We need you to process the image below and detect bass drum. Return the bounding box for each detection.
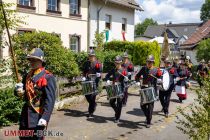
[159,69,170,91]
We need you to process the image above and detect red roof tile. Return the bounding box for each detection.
[181,20,210,46]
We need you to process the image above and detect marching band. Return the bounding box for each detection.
[79,50,209,128]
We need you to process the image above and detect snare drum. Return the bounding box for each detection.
[105,83,123,99]
[139,87,157,105]
[81,81,98,95]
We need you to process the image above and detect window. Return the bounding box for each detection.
[18,0,33,6]
[17,28,34,35]
[105,15,111,30]
[70,35,80,52]
[48,0,60,11]
[70,0,80,15]
[122,18,127,32]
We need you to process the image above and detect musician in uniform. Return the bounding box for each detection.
[159,58,176,118]
[185,56,193,74]
[175,60,190,103]
[15,48,56,140]
[122,52,134,106]
[172,56,179,69]
[105,56,128,123]
[82,49,102,118]
[196,59,209,87]
[135,55,162,128]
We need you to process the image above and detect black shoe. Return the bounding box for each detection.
[179,98,183,103]
[114,119,119,123]
[165,113,169,118]
[146,124,151,128]
[87,113,93,118]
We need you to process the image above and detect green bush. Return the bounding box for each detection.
[96,50,124,72]
[196,38,210,62]
[73,51,88,72]
[13,31,80,79]
[0,88,23,126]
[104,40,161,66]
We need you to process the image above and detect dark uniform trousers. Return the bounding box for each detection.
[141,102,154,124]
[19,125,45,140]
[85,78,99,114]
[109,97,123,120]
[159,85,173,114]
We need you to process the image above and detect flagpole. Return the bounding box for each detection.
[0,0,20,83]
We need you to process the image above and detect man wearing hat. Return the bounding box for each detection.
[121,51,134,106]
[105,55,128,123]
[159,58,176,117]
[135,55,162,128]
[172,56,179,69]
[196,59,208,87]
[175,60,190,103]
[82,49,102,118]
[15,48,56,140]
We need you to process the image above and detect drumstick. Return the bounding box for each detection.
[148,74,159,79]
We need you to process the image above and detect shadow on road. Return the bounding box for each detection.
[170,99,181,103]
[59,109,88,117]
[117,120,146,129]
[126,108,145,116]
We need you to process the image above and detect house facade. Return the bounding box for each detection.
[180,20,210,65]
[1,0,88,58]
[89,0,142,47]
[1,0,142,59]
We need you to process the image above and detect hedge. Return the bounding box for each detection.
[13,31,80,79]
[74,50,124,73]
[104,40,161,66]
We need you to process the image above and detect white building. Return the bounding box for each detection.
[89,0,143,47]
[1,0,142,58]
[2,0,88,58]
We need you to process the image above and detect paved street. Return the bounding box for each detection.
[0,87,196,140]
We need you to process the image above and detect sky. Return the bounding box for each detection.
[135,0,205,24]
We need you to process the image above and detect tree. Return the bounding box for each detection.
[200,0,210,21]
[176,78,210,140]
[135,18,158,36]
[196,38,210,62]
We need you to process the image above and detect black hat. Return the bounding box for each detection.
[27,48,44,62]
[114,55,123,63]
[88,49,96,56]
[147,55,155,62]
[123,51,129,58]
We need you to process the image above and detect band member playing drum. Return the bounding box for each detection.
[122,52,134,106]
[105,56,128,123]
[175,60,190,103]
[159,58,176,118]
[196,59,208,87]
[135,55,162,128]
[82,49,102,118]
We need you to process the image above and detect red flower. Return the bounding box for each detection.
[122,70,127,76]
[169,68,175,74]
[157,68,162,77]
[128,64,133,69]
[37,77,47,87]
[95,63,100,69]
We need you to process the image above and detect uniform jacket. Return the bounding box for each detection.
[175,68,190,86]
[17,68,56,128]
[135,66,162,91]
[122,60,134,80]
[105,67,128,90]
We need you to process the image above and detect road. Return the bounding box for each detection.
[0,87,196,140]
